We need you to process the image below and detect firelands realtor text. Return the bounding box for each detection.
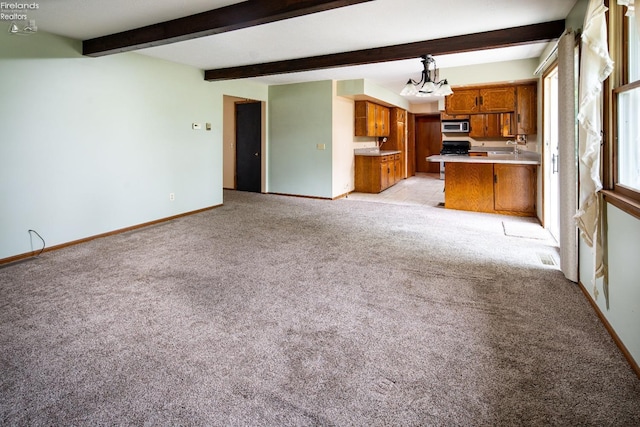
[0,2,39,21]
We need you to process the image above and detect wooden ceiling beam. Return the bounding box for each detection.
[83,0,373,57]
[204,20,566,81]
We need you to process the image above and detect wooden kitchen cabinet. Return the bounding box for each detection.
[355,153,401,193]
[494,164,536,214]
[470,113,518,138]
[515,84,537,135]
[444,89,479,115]
[445,162,495,213]
[479,87,516,112]
[440,112,470,121]
[392,153,403,183]
[355,101,390,137]
[444,162,536,216]
[385,108,406,179]
[445,86,516,115]
[443,82,540,136]
[469,114,501,138]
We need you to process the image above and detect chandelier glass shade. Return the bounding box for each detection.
[400,54,453,97]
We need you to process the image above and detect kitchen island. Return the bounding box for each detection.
[428,150,540,216]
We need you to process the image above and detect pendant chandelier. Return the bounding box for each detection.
[400,54,453,97]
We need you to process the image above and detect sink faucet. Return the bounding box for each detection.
[506,140,519,155]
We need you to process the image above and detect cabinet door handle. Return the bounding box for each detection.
[494,174,498,184]
[480,96,483,105]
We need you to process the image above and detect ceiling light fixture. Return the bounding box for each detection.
[400,54,453,97]
[8,20,37,35]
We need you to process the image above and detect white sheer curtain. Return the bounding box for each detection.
[576,0,614,278]
[558,30,578,282]
[617,0,637,18]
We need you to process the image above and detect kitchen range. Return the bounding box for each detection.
[438,140,471,179]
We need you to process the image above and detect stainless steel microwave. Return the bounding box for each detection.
[441,120,470,133]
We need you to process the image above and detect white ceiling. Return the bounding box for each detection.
[24,0,578,100]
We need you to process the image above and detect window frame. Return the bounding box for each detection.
[602,1,640,219]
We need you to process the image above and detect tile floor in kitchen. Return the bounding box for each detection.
[345,173,444,207]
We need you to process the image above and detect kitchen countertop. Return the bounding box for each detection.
[354,148,401,157]
[427,151,540,165]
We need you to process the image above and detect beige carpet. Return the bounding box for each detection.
[1,190,638,426]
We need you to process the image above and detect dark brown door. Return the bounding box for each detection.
[415,115,442,173]
[236,101,262,192]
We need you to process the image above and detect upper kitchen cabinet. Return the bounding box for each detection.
[444,89,480,115]
[355,101,390,137]
[479,87,516,113]
[445,86,515,115]
[515,83,537,135]
[469,113,501,138]
[444,82,537,135]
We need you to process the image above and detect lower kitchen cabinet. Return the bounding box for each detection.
[355,153,402,193]
[494,164,536,214]
[444,162,536,216]
[445,163,495,212]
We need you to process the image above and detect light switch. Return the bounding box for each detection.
[316,144,326,150]
[205,123,211,131]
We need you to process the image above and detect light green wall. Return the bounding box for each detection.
[268,81,333,198]
[0,31,267,260]
[580,204,640,364]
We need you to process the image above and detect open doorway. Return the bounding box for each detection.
[543,65,560,242]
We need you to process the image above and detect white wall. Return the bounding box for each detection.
[222,96,244,189]
[0,32,267,260]
[332,82,356,198]
[440,58,540,87]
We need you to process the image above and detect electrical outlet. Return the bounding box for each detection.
[192,123,202,130]
[169,193,175,201]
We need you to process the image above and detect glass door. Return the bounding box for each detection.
[543,65,560,242]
